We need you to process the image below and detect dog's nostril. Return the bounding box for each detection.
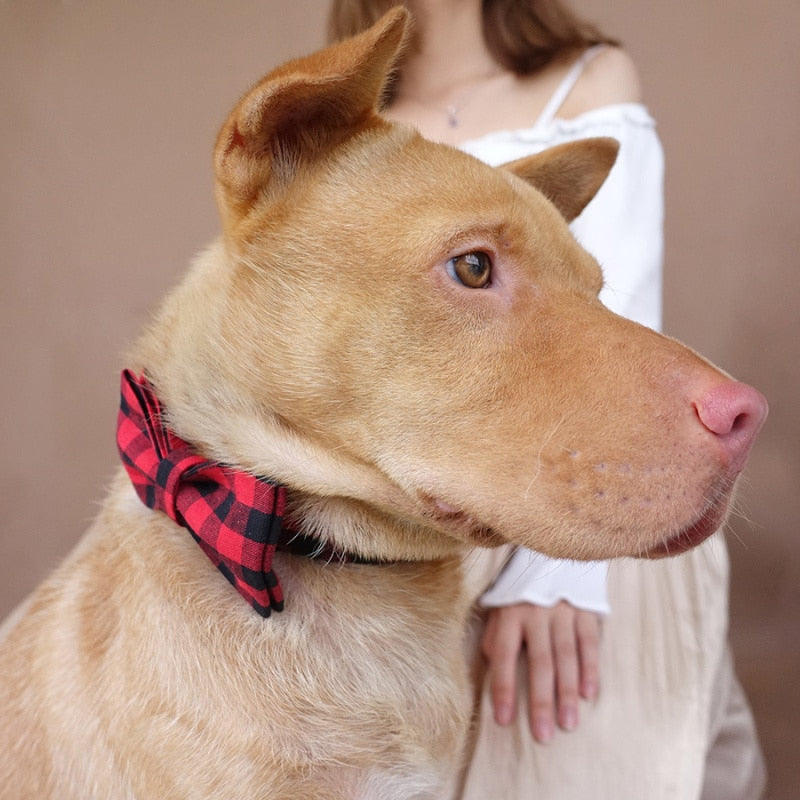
[731,412,750,433]
[694,381,768,473]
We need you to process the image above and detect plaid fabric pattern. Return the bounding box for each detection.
[116,369,286,617]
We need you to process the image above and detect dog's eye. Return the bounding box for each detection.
[446,252,492,289]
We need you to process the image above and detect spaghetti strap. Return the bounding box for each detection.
[533,45,606,128]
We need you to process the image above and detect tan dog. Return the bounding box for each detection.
[0,9,766,799]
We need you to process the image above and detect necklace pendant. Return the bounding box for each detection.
[446,105,459,128]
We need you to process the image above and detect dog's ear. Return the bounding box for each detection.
[214,7,409,232]
[502,138,620,223]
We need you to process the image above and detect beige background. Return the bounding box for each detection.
[1,2,797,797]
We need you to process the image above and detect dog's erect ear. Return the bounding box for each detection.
[502,138,620,223]
[214,7,409,231]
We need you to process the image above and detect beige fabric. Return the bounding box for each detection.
[701,645,767,800]
[455,536,766,799]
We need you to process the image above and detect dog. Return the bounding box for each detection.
[0,8,767,798]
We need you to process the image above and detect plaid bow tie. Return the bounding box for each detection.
[116,369,287,617]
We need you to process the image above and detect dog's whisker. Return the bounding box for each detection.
[524,414,570,501]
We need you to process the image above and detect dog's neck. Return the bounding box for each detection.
[117,370,416,618]
[286,492,469,564]
[117,370,465,618]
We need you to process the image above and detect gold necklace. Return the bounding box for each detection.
[442,91,474,128]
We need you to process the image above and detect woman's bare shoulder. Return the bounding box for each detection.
[559,46,643,119]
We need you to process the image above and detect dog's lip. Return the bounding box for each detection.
[643,495,731,558]
[431,498,469,518]
[428,498,481,530]
[421,495,503,545]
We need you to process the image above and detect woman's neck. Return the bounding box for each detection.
[394,0,503,102]
[385,0,583,146]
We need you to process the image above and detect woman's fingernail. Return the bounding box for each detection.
[560,708,578,731]
[533,718,554,742]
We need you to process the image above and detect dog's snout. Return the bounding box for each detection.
[693,381,768,473]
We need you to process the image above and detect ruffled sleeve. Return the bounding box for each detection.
[480,551,610,613]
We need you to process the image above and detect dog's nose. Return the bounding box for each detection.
[694,381,768,473]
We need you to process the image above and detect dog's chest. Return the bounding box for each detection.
[143,552,475,796]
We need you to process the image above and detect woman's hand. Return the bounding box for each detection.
[480,601,602,743]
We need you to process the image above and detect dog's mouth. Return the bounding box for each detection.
[422,475,736,558]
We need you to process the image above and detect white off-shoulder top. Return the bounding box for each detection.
[469,49,665,612]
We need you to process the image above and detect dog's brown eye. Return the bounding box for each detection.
[446,252,492,289]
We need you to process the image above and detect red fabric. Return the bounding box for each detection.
[116,370,286,617]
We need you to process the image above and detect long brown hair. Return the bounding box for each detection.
[327,0,617,76]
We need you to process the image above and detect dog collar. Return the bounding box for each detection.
[116,370,374,618]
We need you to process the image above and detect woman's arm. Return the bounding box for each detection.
[479,46,664,743]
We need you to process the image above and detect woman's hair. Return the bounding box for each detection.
[327,0,617,76]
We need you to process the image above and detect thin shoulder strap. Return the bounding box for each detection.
[534,45,606,128]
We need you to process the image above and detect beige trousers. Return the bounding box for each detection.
[455,536,766,799]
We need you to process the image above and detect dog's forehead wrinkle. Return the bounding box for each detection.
[320,129,505,209]
[432,221,512,257]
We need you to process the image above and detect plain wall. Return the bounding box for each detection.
[1,2,797,797]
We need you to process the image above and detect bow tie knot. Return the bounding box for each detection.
[150,447,206,525]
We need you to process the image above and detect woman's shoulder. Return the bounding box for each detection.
[558,46,643,120]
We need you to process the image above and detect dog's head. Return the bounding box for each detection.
[134,8,766,563]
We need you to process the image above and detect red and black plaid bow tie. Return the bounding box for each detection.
[116,369,287,617]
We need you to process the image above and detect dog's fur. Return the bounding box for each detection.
[0,9,766,799]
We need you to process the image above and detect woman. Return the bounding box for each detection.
[329,2,766,798]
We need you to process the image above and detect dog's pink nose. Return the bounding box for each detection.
[694,381,768,473]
